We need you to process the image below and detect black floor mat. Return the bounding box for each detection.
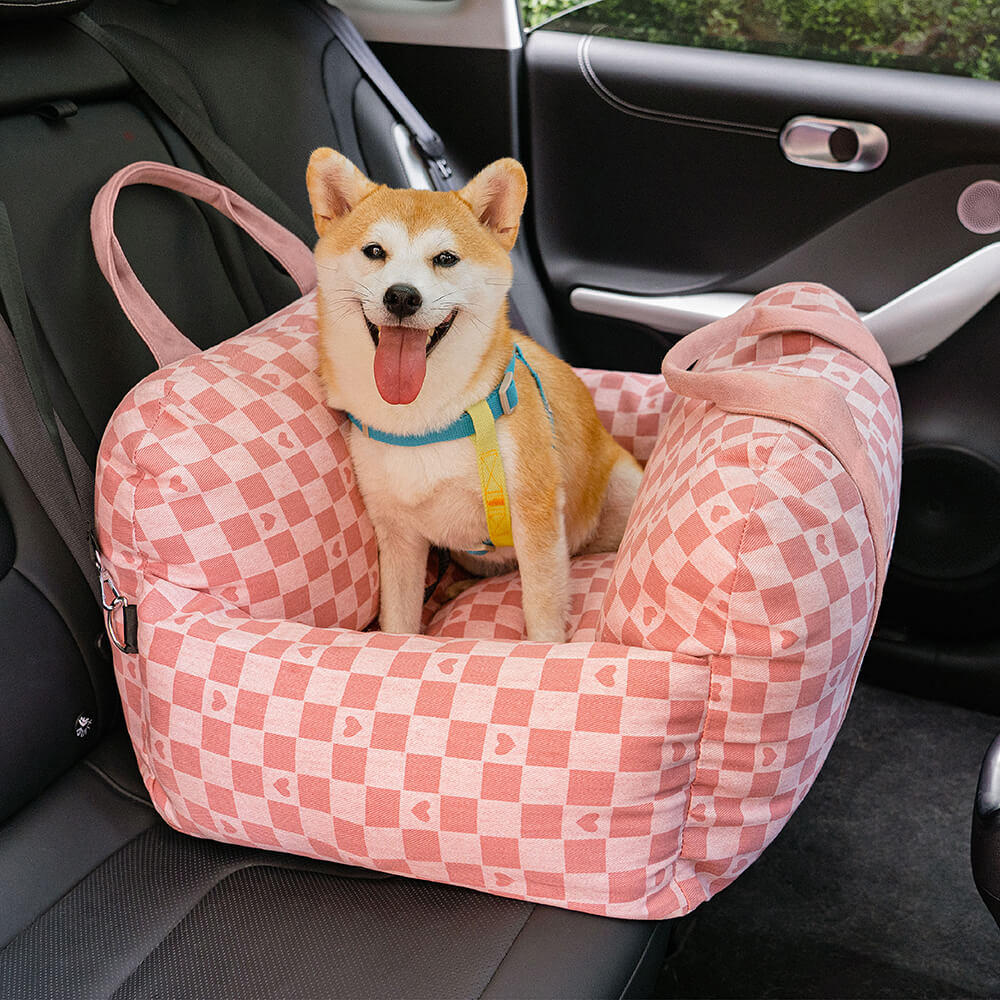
[659,680,999,998]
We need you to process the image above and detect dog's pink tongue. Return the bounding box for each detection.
[373,326,427,404]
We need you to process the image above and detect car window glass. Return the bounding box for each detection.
[522,0,1000,81]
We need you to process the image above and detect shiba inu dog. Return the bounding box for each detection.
[306,148,643,642]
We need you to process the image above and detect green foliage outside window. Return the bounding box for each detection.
[521,0,1000,81]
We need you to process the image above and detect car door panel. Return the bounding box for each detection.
[525,31,1000,314]
[523,23,1000,658]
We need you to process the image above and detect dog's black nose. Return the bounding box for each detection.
[383,283,422,319]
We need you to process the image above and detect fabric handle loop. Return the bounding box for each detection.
[661,303,893,638]
[91,161,317,367]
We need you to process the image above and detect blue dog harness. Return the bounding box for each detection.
[346,344,553,554]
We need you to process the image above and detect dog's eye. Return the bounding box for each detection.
[433,250,460,268]
[362,243,386,261]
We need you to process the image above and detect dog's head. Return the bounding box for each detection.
[306,148,527,417]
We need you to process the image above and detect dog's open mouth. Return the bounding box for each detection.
[365,308,459,405]
[364,309,458,358]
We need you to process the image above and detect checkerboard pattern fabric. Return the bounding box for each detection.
[95,281,901,920]
[96,290,378,633]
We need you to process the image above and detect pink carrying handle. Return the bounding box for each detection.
[92,161,317,367]
[661,301,897,645]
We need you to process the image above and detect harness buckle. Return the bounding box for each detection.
[499,371,516,415]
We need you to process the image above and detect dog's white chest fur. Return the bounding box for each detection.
[348,430,497,552]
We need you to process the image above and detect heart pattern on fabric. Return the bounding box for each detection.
[92,280,901,921]
[595,664,616,687]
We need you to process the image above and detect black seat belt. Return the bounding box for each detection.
[0,202,140,650]
[301,2,543,341]
[69,12,316,247]
[73,6,455,198]
[0,202,100,604]
[300,1,455,191]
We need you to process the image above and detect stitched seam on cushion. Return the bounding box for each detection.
[103,855,381,996]
[127,396,167,592]
[476,903,540,998]
[82,758,156,810]
[674,462,768,910]
[720,428,781,656]
[674,659,712,911]
[122,387,172,776]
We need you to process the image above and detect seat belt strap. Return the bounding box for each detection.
[69,12,315,247]
[303,1,454,191]
[0,203,68,476]
[0,205,99,601]
[304,3,544,339]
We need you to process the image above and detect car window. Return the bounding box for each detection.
[522,0,1000,81]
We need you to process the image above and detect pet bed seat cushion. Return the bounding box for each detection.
[93,164,902,921]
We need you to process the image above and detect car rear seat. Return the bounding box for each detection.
[0,0,669,995]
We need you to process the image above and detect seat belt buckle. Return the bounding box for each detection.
[432,156,453,181]
[415,132,453,184]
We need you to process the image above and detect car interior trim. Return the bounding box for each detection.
[577,34,780,140]
[391,121,434,189]
[572,239,1000,365]
[334,0,523,52]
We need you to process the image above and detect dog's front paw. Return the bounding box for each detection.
[525,618,568,644]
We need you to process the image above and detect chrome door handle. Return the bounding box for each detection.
[780,116,889,172]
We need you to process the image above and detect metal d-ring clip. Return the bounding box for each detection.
[91,538,138,654]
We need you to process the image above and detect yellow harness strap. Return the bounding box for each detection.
[466,398,514,548]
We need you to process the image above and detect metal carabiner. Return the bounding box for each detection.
[104,593,133,654]
[91,536,138,654]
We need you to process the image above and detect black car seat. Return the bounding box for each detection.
[0,0,669,995]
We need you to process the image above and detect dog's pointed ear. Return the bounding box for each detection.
[458,158,527,252]
[306,148,377,237]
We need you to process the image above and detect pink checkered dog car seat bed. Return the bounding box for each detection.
[93,163,902,920]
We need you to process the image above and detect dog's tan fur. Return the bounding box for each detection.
[307,148,641,641]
